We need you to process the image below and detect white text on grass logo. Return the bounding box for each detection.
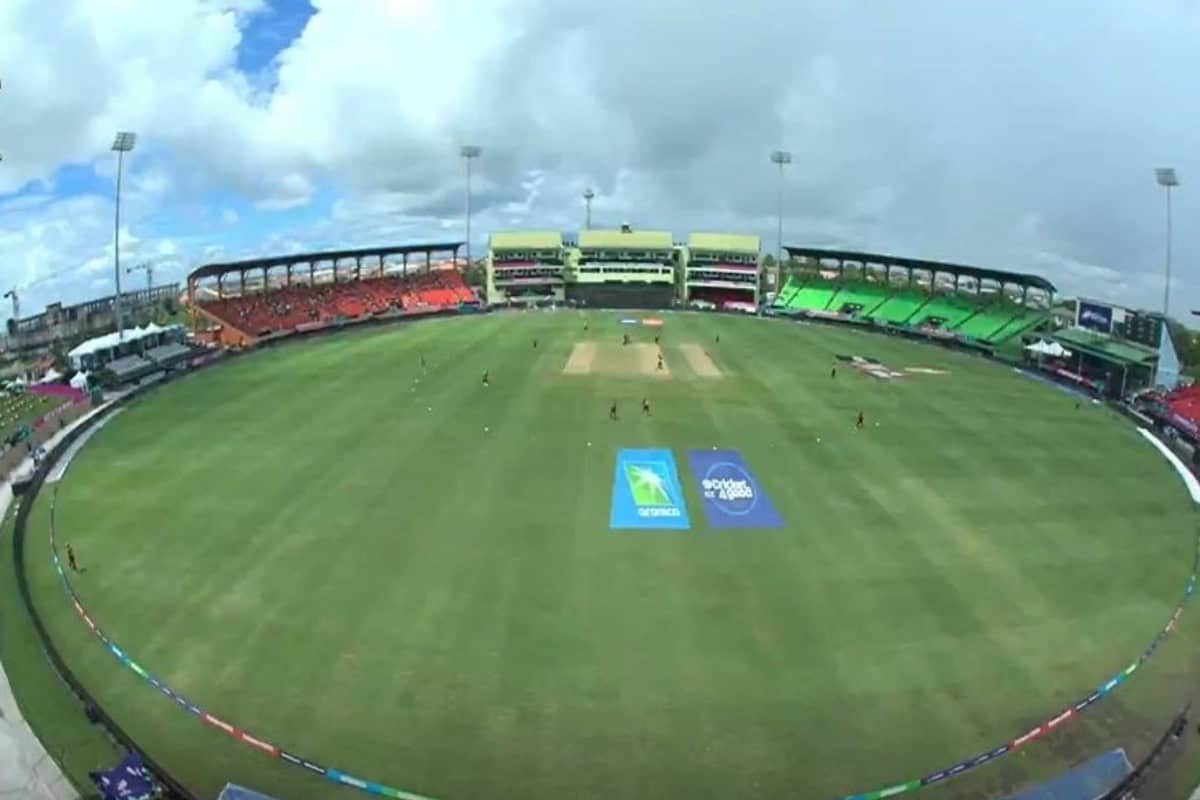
[624,462,680,517]
[610,449,691,530]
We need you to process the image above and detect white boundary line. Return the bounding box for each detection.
[1138,428,1200,504]
[46,408,125,484]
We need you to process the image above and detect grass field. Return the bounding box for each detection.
[15,310,1200,800]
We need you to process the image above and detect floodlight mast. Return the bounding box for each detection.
[127,261,153,290]
[460,145,482,269]
[770,150,792,271]
[3,289,16,349]
[583,188,595,230]
[1155,168,1180,319]
[112,131,137,340]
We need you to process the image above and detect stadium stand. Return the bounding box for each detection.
[1163,384,1200,427]
[687,288,758,311]
[775,277,838,312]
[984,306,1048,343]
[487,231,566,305]
[106,355,156,381]
[188,243,469,346]
[868,288,929,324]
[199,271,474,336]
[684,233,760,310]
[953,300,1013,339]
[567,228,677,309]
[826,281,890,317]
[145,342,194,365]
[777,247,1055,346]
[774,280,800,308]
[774,273,1049,344]
[911,293,981,329]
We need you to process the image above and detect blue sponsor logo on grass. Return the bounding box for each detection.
[687,450,783,529]
[610,449,690,529]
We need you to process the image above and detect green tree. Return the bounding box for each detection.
[1166,319,1200,372]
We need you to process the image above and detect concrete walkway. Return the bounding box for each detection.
[0,402,117,800]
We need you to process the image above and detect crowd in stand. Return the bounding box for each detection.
[1163,384,1200,427]
[201,271,475,335]
[688,287,757,312]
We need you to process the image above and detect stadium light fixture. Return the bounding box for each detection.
[769,150,792,268]
[583,188,595,230]
[127,261,154,291]
[460,145,482,268]
[1155,168,1180,318]
[112,131,137,341]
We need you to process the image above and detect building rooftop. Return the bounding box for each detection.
[1053,327,1159,366]
[687,233,760,254]
[489,231,564,251]
[578,229,673,251]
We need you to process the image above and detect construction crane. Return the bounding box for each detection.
[4,288,18,349]
[127,261,154,290]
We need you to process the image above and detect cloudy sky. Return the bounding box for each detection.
[0,0,1197,320]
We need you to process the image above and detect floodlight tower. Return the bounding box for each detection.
[112,131,137,340]
[3,288,17,321]
[1155,168,1180,318]
[769,149,792,271]
[4,289,18,349]
[583,188,595,230]
[460,145,482,268]
[127,261,154,290]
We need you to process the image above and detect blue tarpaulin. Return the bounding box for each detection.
[89,752,156,800]
[1005,749,1131,800]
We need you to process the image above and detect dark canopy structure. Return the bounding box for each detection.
[1049,326,1159,397]
[784,246,1057,294]
[188,242,464,299]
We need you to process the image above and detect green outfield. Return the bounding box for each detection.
[15,311,1200,799]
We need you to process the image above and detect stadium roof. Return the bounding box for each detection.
[490,231,563,250]
[579,229,673,251]
[784,246,1057,292]
[67,322,180,359]
[188,242,463,281]
[1052,327,1159,367]
[688,233,760,254]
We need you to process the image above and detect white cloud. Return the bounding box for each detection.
[0,0,1198,321]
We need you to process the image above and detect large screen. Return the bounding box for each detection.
[1077,301,1114,333]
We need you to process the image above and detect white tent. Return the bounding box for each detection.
[1025,339,1072,358]
[36,367,62,384]
[67,323,183,371]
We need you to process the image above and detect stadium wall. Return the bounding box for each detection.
[564,283,675,309]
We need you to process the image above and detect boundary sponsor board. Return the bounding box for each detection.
[687,450,783,528]
[610,448,690,529]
